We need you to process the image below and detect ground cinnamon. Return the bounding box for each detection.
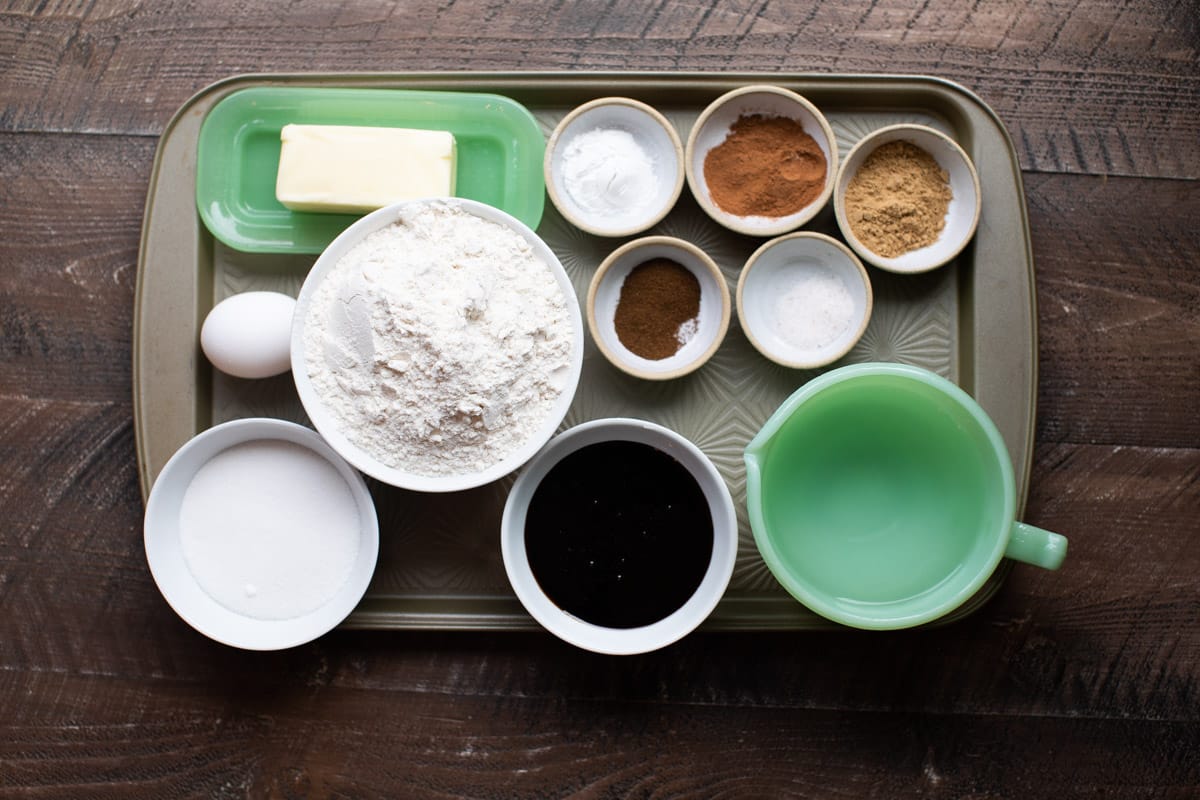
[703,114,827,218]
[844,140,952,258]
[614,258,701,360]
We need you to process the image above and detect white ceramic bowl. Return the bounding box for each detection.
[501,418,737,655]
[737,232,873,369]
[685,85,838,237]
[545,97,684,237]
[292,198,585,493]
[587,236,730,380]
[834,123,982,273]
[143,418,379,650]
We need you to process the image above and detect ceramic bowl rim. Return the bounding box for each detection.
[684,84,838,237]
[143,417,380,650]
[290,197,585,492]
[501,418,738,655]
[833,123,982,274]
[736,231,873,369]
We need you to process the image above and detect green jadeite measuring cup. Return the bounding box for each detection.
[744,362,1067,630]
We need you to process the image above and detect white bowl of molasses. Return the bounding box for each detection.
[500,418,738,655]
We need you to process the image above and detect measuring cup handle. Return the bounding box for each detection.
[1005,521,1068,570]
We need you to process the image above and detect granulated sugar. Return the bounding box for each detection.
[180,440,361,620]
[304,201,574,476]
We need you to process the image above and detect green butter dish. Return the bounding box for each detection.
[196,86,545,253]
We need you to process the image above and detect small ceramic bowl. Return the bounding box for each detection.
[834,124,982,273]
[587,235,731,380]
[292,198,584,493]
[143,418,379,650]
[545,97,685,237]
[685,85,838,237]
[737,232,873,369]
[501,418,738,655]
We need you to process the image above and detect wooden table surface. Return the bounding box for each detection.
[2,1,1197,797]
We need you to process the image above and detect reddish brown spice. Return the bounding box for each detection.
[613,258,701,360]
[703,114,827,218]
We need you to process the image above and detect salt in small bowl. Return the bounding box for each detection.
[545,97,684,237]
[685,85,838,237]
[737,232,873,369]
[834,123,982,274]
[587,235,731,381]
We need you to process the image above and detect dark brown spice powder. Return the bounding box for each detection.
[613,258,701,360]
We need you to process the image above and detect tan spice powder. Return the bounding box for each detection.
[844,141,952,258]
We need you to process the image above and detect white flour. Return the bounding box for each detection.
[180,440,361,620]
[304,201,574,476]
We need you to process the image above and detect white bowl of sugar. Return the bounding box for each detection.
[737,232,873,369]
[143,418,379,650]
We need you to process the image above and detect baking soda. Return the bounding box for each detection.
[179,440,361,620]
[560,128,657,223]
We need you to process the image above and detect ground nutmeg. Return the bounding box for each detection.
[613,258,701,360]
[703,114,827,218]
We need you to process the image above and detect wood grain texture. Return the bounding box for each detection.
[2,0,1200,795]
[0,0,1197,177]
[3,670,1198,798]
[1028,172,1200,449]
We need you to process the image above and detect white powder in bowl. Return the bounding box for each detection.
[772,266,855,350]
[560,127,657,221]
[303,201,574,477]
[180,440,361,620]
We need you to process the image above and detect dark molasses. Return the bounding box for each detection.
[524,440,713,629]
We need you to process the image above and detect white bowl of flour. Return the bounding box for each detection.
[292,198,584,492]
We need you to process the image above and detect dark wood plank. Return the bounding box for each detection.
[0,0,1197,178]
[1,2,1198,794]
[1029,172,1200,449]
[0,132,148,404]
[0,132,149,300]
[2,671,1198,798]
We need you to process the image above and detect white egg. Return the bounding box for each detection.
[200,291,297,379]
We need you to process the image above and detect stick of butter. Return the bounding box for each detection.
[275,124,457,214]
